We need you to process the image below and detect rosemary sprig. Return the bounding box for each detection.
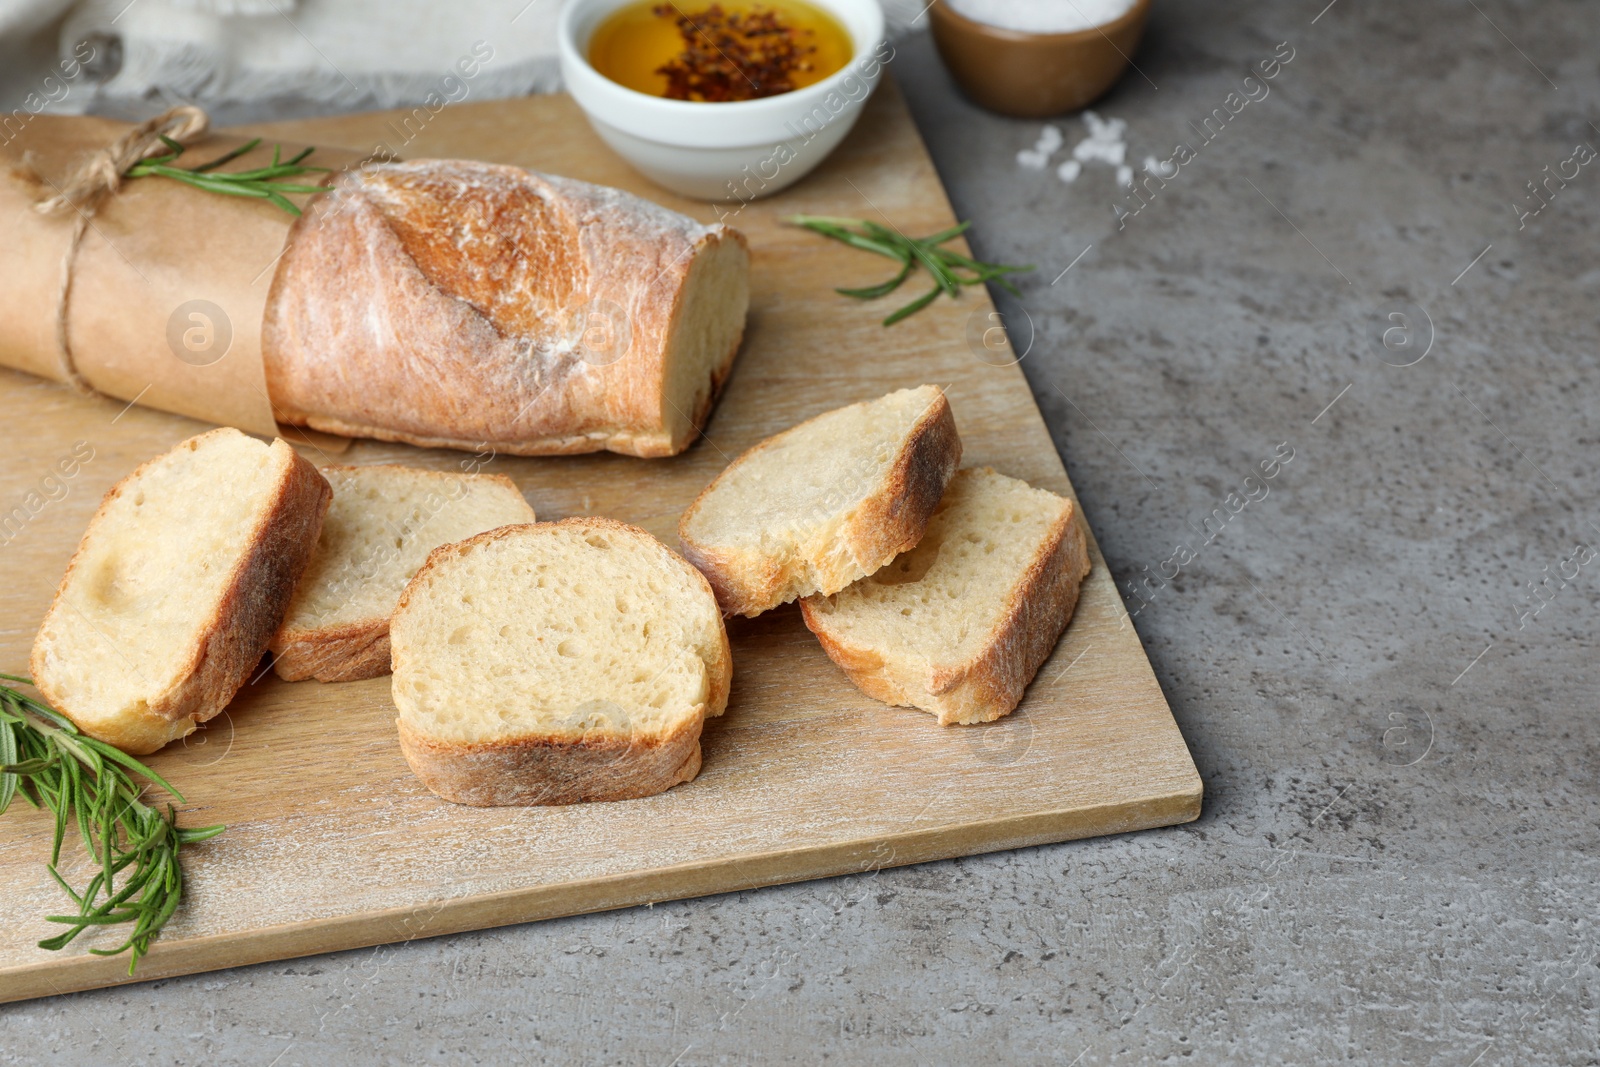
[0,673,223,974]
[788,215,1034,326]
[124,136,330,216]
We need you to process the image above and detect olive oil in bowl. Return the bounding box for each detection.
[589,1,854,102]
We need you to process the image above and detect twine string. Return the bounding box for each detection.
[34,104,210,217]
[29,106,209,394]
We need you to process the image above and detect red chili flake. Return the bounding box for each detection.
[653,4,818,102]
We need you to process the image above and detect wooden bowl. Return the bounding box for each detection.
[928,0,1151,118]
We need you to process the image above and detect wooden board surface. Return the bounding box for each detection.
[0,81,1199,1004]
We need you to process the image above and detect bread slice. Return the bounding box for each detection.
[390,518,731,806]
[269,465,536,683]
[677,385,961,617]
[30,428,331,754]
[799,467,1090,725]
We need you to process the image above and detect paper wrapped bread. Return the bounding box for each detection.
[0,114,750,458]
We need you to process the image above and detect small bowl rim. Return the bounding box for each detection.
[558,0,887,119]
[929,0,1150,45]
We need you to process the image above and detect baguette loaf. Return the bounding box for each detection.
[265,160,749,458]
[799,467,1090,725]
[677,385,961,617]
[391,518,731,806]
[269,465,536,683]
[30,428,331,753]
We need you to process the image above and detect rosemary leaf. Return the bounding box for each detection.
[79,735,183,798]
[788,215,1033,326]
[826,228,909,263]
[264,190,300,216]
[908,241,960,297]
[788,216,909,262]
[189,137,260,174]
[933,248,1023,273]
[883,285,943,326]
[214,165,330,183]
[837,261,914,300]
[0,678,222,974]
[0,717,16,814]
[178,824,227,844]
[124,139,330,217]
[920,220,973,245]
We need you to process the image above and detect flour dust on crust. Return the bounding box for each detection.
[263,159,750,459]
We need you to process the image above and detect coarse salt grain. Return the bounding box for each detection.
[1015,110,1138,188]
[1016,124,1066,171]
[1073,138,1126,166]
[1143,154,1177,179]
[1084,112,1126,142]
[948,0,1138,34]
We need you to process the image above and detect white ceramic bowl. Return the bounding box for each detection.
[558,0,887,202]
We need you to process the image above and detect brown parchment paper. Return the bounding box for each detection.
[0,115,366,441]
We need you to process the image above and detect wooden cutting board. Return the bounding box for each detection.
[0,81,1199,1003]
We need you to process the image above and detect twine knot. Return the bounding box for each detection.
[34,104,210,217]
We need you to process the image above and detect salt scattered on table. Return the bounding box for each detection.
[1073,111,1127,164]
[1075,137,1126,166]
[1015,123,1065,170]
[1083,111,1126,143]
[1143,154,1177,179]
[1017,110,1140,187]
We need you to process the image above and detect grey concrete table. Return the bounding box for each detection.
[3,1,1597,1062]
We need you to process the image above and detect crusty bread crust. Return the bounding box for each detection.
[800,487,1091,725]
[397,716,705,807]
[270,619,391,684]
[30,431,331,754]
[391,518,732,806]
[268,465,534,683]
[263,161,749,458]
[678,389,962,617]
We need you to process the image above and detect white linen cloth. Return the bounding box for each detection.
[1,0,931,114]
